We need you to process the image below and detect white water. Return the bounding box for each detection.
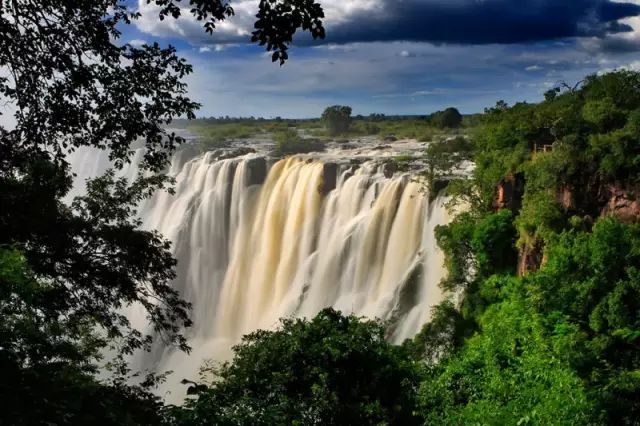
[69,142,453,400]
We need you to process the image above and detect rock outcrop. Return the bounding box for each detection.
[601,185,640,223]
[517,241,544,277]
[320,162,338,195]
[246,157,267,186]
[493,173,525,211]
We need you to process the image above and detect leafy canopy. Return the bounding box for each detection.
[321,105,353,136]
[168,309,422,426]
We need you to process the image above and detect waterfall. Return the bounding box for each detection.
[68,145,452,400]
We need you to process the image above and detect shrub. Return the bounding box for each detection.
[273,129,324,155]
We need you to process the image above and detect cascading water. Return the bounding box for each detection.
[68,139,454,401]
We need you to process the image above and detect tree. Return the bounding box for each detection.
[418,294,596,425]
[0,0,326,422]
[421,135,473,192]
[322,105,353,135]
[168,309,421,425]
[429,107,463,128]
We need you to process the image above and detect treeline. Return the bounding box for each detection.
[174,110,475,128]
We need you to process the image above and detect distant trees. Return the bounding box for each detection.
[428,107,463,128]
[322,105,353,135]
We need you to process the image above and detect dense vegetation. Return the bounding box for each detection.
[417,71,640,424]
[167,309,421,425]
[427,107,463,129]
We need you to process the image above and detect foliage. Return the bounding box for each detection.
[321,105,353,136]
[421,135,473,192]
[168,309,421,425]
[418,294,597,425]
[190,122,260,148]
[426,71,640,425]
[273,129,324,155]
[404,300,473,362]
[471,209,518,276]
[428,107,463,129]
[527,218,640,422]
[0,248,169,425]
[435,212,477,292]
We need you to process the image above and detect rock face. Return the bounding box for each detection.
[210,147,257,161]
[246,157,267,186]
[493,173,525,211]
[319,162,338,195]
[430,179,450,201]
[382,161,397,178]
[601,186,640,223]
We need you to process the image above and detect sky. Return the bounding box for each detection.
[120,0,640,118]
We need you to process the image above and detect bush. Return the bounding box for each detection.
[170,309,421,425]
[321,105,352,136]
[429,107,463,129]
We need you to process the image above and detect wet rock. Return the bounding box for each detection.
[384,134,398,142]
[246,157,267,186]
[429,179,449,201]
[319,162,338,195]
[372,144,391,151]
[383,161,397,178]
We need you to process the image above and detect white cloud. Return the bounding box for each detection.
[526,65,542,71]
[199,44,230,53]
[411,90,437,96]
[128,39,147,47]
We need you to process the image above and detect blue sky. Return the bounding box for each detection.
[121,0,640,118]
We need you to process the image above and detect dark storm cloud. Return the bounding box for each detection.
[324,0,640,45]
